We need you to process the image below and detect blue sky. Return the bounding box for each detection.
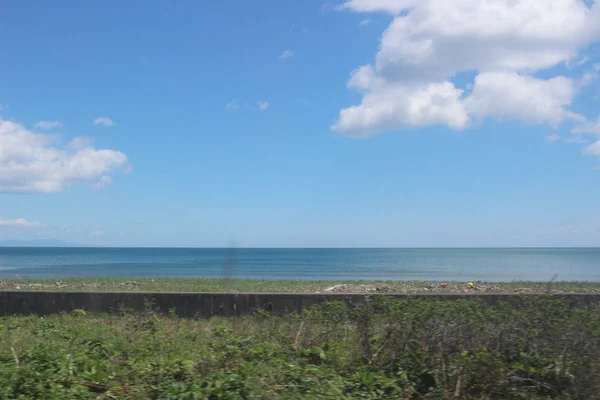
[1,0,600,247]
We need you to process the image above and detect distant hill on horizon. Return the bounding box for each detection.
[0,239,87,247]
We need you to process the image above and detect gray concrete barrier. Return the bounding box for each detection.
[1,291,599,318]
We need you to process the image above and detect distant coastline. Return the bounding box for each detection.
[0,239,87,247]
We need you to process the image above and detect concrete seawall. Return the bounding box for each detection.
[1,291,599,317]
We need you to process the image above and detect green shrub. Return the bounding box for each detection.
[0,297,598,399]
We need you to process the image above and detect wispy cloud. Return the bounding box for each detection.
[359,19,370,26]
[90,229,105,237]
[536,224,599,235]
[68,136,95,150]
[579,63,600,88]
[584,140,600,157]
[565,136,589,144]
[0,218,45,228]
[34,120,63,129]
[93,117,116,127]
[92,176,113,190]
[572,116,600,136]
[225,101,240,111]
[279,50,293,60]
[258,101,270,111]
[566,111,586,123]
[545,133,560,143]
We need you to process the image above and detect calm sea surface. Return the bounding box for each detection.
[0,247,599,281]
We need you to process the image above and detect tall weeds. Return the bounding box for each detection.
[0,297,599,399]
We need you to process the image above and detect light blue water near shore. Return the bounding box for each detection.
[0,247,599,281]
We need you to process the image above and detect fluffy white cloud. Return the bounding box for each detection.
[279,50,293,60]
[334,0,600,136]
[34,121,63,129]
[258,101,270,111]
[0,218,44,228]
[465,73,576,127]
[0,118,128,193]
[359,19,371,26]
[545,133,561,143]
[332,81,469,136]
[93,117,115,127]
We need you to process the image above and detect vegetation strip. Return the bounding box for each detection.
[1,296,599,399]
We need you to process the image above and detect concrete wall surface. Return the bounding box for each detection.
[1,291,599,318]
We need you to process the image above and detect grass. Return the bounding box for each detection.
[1,297,599,399]
[1,277,600,294]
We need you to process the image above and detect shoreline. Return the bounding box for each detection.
[1,277,599,294]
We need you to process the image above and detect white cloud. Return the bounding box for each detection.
[566,111,587,123]
[577,63,600,90]
[359,19,371,26]
[93,117,116,127]
[340,0,411,14]
[334,0,600,136]
[465,73,576,127]
[34,121,63,129]
[0,117,128,193]
[258,101,270,111]
[225,101,240,111]
[572,116,600,135]
[67,136,95,150]
[545,133,561,143]
[92,176,113,190]
[279,50,293,59]
[90,229,105,237]
[584,140,600,156]
[565,136,589,144]
[571,112,600,157]
[332,81,469,136]
[0,218,44,228]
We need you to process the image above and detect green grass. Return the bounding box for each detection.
[1,277,600,294]
[1,297,599,399]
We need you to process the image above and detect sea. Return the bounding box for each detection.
[0,247,599,281]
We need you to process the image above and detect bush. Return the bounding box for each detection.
[0,297,598,399]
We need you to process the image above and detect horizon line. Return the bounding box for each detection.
[1,245,599,249]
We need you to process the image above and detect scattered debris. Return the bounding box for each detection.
[323,284,347,292]
[424,282,506,293]
[320,282,600,294]
[123,281,142,287]
[514,288,532,294]
[322,284,392,293]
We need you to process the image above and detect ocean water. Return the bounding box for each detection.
[0,247,599,281]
